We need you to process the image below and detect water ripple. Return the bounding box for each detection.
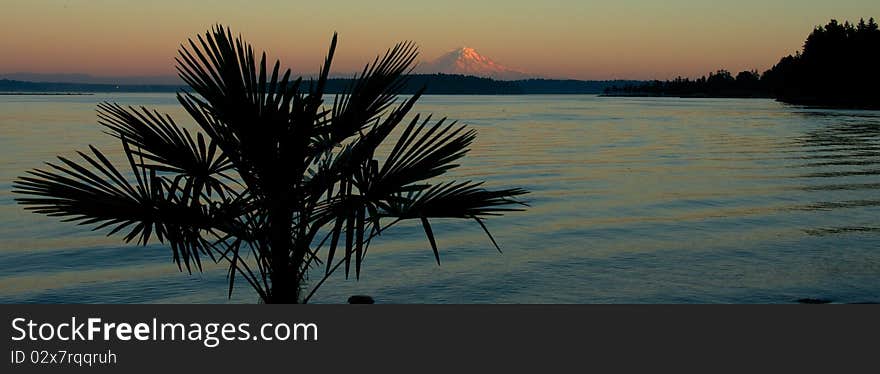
[1,94,879,303]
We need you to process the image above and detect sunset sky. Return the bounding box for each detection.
[2,0,878,80]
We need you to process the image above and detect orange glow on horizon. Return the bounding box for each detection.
[2,0,878,80]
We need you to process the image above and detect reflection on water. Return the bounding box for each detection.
[0,94,878,303]
[786,117,880,241]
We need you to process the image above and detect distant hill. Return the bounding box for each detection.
[516,79,638,94]
[1,74,639,95]
[0,72,182,85]
[328,74,525,94]
[0,79,186,93]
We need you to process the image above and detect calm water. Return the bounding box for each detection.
[1,94,878,303]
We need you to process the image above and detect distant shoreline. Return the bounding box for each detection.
[600,92,773,99]
[0,76,639,95]
[0,92,94,96]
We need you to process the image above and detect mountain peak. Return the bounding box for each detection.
[456,46,477,55]
[416,47,531,80]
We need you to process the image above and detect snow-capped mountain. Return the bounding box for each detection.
[415,47,532,80]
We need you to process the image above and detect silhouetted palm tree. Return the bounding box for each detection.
[13,26,527,304]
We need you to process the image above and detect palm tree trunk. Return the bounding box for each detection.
[267,206,300,304]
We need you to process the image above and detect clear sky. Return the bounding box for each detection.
[2,0,878,80]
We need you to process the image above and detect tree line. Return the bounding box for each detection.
[604,69,767,98]
[605,18,880,108]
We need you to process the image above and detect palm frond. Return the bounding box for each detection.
[12,144,214,272]
[384,181,527,268]
[176,25,306,194]
[311,40,419,155]
[97,103,232,194]
[369,114,474,197]
[386,180,528,219]
[303,90,425,198]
